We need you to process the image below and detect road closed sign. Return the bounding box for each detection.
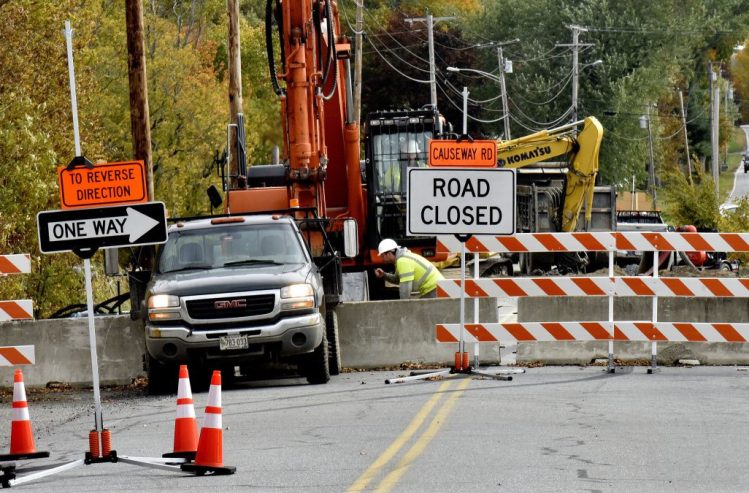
[407,167,516,236]
[58,160,147,209]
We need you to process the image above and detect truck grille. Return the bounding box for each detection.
[186,294,276,320]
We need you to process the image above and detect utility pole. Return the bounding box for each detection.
[678,90,692,183]
[125,0,153,202]
[558,25,593,123]
[497,46,511,140]
[125,0,154,272]
[353,0,363,124]
[645,104,656,208]
[405,12,455,114]
[227,0,244,187]
[712,84,720,195]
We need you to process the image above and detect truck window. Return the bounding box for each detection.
[157,223,307,273]
[372,131,430,196]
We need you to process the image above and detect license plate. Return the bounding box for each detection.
[219,334,248,351]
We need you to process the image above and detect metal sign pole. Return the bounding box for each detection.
[84,259,103,432]
[64,19,103,433]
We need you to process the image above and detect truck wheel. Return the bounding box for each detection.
[146,354,178,395]
[326,311,342,376]
[301,332,330,384]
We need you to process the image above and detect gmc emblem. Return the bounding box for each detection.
[214,299,247,309]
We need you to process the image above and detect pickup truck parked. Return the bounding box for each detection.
[144,214,342,393]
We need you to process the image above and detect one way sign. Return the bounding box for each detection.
[37,202,167,254]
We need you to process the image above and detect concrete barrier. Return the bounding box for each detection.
[517,297,749,364]
[337,298,499,368]
[0,316,144,387]
[2,296,748,387]
[0,298,498,386]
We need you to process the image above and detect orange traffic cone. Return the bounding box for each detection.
[163,365,198,460]
[0,369,49,461]
[181,371,235,475]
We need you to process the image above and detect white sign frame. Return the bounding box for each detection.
[407,167,516,236]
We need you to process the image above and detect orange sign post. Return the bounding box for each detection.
[428,139,497,168]
[58,161,147,209]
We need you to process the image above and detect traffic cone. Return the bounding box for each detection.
[163,365,198,460]
[181,371,235,475]
[0,369,49,461]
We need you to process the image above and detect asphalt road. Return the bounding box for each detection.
[3,366,749,492]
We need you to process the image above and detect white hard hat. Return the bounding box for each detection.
[377,238,399,256]
[400,139,420,154]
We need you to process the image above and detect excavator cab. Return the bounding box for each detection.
[364,108,438,251]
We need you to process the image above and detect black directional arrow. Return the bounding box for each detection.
[37,202,168,254]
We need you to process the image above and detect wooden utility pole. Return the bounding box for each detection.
[125,0,153,201]
[227,0,244,187]
[678,90,692,183]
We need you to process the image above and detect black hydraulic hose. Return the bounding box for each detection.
[266,0,284,96]
[321,0,338,101]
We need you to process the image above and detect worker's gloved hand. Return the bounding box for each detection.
[374,268,385,279]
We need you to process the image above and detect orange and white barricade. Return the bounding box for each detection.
[436,231,749,373]
[0,254,33,321]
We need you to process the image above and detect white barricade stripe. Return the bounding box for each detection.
[0,254,31,275]
[437,277,612,298]
[438,322,749,343]
[437,233,614,254]
[613,322,749,342]
[0,300,33,321]
[436,322,613,342]
[438,232,749,253]
[0,345,35,365]
[440,277,749,299]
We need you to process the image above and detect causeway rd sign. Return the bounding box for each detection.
[58,160,147,209]
[37,202,167,254]
[407,167,516,236]
[428,139,497,167]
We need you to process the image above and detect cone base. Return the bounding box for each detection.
[163,450,196,460]
[0,450,49,461]
[181,462,236,475]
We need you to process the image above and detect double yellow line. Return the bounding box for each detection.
[347,378,471,493]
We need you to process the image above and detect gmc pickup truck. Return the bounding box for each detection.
[144,214,341,393]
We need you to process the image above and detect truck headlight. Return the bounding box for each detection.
[147,294,181,321]
[280,284,314,299]
[280,284,315,310]
[148,294,180,309]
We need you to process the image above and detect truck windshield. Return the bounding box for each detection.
[371,131,431,196]
[157,223,307,273]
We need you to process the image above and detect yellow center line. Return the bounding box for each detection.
[373,378,471,493]
[347,380,455,493]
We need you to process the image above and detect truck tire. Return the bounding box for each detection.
[146,354,178,395]
[326,311,342,376]
[301,332,330,384]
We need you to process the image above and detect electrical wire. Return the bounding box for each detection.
[364,35,431,84]
[436,81,509,124]
[510,74,573,106]
[508,96,573,127]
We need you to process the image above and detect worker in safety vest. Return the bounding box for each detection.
[380,138,423,195]
[374,239,444,299]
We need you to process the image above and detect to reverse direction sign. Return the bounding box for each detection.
[407,167,516,236]
[37,202,167,254]
[58,160,147,209]
[428,139,497,167]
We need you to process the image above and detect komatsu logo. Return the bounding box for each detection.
[504,146,552,165]
[214,299,247,309]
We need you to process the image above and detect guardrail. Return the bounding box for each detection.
[435,232,748,372]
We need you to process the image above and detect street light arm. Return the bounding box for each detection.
[445,66,501,83]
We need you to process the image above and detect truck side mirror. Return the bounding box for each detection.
[207,185,223,210]
[343,219,358,258]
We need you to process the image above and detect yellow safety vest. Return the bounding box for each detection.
[395,250,444,296]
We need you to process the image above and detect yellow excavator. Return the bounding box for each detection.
[494,116,612,275]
